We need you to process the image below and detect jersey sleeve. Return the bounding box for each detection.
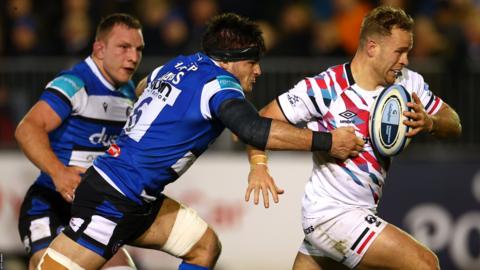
[40,74,86,120]
[401,69,443,115]
[277,78,325,124]
[201,75,245,120]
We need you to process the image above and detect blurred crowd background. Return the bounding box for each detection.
[0,2,479,269]
[2,0,480,58]
[0,0,479,150]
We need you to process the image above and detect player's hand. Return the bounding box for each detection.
[245,164,284,208]
[403,92,434,137]
[51,166,86,203]
[329,127,364,160]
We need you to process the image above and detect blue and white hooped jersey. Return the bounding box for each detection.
[93,53,245,204]
[277,63,444,216]
[36,57,136,190]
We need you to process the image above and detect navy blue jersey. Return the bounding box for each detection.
[36,57,136,190]
[93,53,245,204]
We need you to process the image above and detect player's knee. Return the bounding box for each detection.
[424,251,440,270]
[184,228,222,265]
[203,228,221,262]
[102,247,136,270]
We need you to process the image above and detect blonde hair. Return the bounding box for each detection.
[359,6,414,48]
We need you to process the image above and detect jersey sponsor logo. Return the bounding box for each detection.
[339,110,356,119]
[364,214,382,227]
[303,225,315,235]
[364,214,377,224]
[107,144,121,158]
[148,80,177,102]
[69,150,103,168]
[89,127,118,146]
[287,93,300,105]
[217,75,242,91]
[47,74,84,98]
[126,81,181,142]
[339,110,357,124]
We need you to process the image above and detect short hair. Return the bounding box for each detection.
[95,13,142,41]
[359,6,414,48]
[201,13,266,61]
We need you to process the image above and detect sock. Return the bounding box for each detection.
[178,261,210,270]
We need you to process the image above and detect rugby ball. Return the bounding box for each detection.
[369,84,412,156]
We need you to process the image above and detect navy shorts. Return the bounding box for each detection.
[63,167,164,259]
[18,183,71,255]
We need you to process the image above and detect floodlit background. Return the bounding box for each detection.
[0,0,479,269]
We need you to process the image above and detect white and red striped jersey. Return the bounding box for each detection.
[277,63,443,217]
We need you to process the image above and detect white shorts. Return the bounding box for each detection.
[299,207,387,268]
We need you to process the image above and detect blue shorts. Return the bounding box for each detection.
[63,167,164,259]
[18,183,71,255]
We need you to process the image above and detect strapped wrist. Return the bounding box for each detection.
[311,132,332,152]
[249,154,268,166]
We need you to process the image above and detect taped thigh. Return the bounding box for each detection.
[162,204,208,257]
[37,248,85,270]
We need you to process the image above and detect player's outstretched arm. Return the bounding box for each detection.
[15,101,85,202]
[219,98,363,153]
[259,100,364,159]
[403,93,462,138]
[245,146,284,208]
[239,99,363,207]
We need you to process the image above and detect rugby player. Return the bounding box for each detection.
[16,13,144,270]
[34,13,363,270]
[246,6,461,270]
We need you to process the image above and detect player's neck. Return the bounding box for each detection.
[350,55,379,91]
[91,55,117,88]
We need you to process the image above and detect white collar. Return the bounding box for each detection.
[85,56,116,91]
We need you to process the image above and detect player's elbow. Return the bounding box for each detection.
[234,118,271,150]
[441,119,462,139]
[14,118,36,146]
[14,120,27,144]
[453,122,462,138]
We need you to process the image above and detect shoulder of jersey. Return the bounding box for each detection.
[369,84,412,156]
[46,74,85,97]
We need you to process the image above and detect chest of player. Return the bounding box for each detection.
[323,90,377,135]
[73,92,134,122]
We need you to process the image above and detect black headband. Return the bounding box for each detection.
[205,46,261,62]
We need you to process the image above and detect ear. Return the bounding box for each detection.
[366,38,378,58]
[218,61,233,72]
[92,40,105,60]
